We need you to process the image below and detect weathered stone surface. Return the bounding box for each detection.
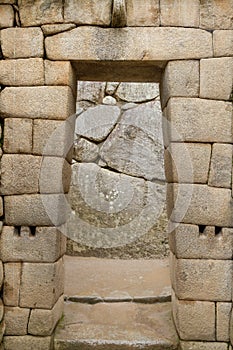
[0,198,3,217]
[0,5,14,27]
[160,0,200,27]
[0,262,3,290]
[45,60,77,95]
[20,259,64,309]
[116,82,159,102]
[0,86,75,120]
[161,60,199,108]
[102,96,117,105]
[0,58,44,86]
[73,138,99,162]
[111,0,127,28]
[200,0,233,29]
[42,23,76,35]
[4,336,52,350]
[77,81,106,103]
[1,27,44,58]
[3,118,32,154]
[0,299,3,322]
[208,143,233,188]
[3,263,21,306]
[217,302,231,341]
[0,0,15,3]
[28,295,63,335]
[18,0,63,26]
[213,30,233,57]
[0,154,41,195]
[126,0,159,26]
[200,57,233,100]
[4,307,30,335]
[64,0,112,26]
[106,82,119,95]
[0,322,5,344]
[180,342,228,350]
[164,143,211,184]
[75,105,120,142]
[45,27,213,61]
[100,101,165,181]
[0,226,66,263]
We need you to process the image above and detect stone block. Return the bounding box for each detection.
[213,30,233,57]
[0,58,44,86]
[0,322,5,343]
[3,263,21,306]
[4,194,69,226]
[200,58,233,100]
[180,342,228,350]
[45,60,77,95]
[4,336,52,350]
[0,154,41,195]
[18,0,63,26]
[64,0,112,26]
[217,302,231,341]
[4,307,30,335]
[20,259,64,309]
[0,5,14,27]
[0,86,75,120]
[1,27,44,58]
[115,82,159,102]
[77,81,106,103]
[0,1,16,3]
[164,143,211,184]
[161,61,199,108]
[126,0,159,26]
[165,98,232,143]
[28,295,63,335]
[42,23,76,36]
[200,0,233,29]
[0,299,3,322]
[160,0,199,27]
[0,198,3,217]
[3,118,32,154]
[208,143,233,188]
[73,138,99,162]
[0,226,66,263]
[0,262,3,290]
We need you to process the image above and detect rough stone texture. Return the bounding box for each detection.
[45,60,77,95]
[0,198,3,217]
[102,96,117,105]
[200,57,233,100]
[18,0,63,26]
[200,0,233,29]
[64,0,111,26]
[0,5,14,27]
[1,27,44,58]
[3,263,21,306]
[0,262,3,290]
[126,0,159,26]
[0,299,3,322]
[164,143,211,184]
[160,0,200,27]
[0,322,5,344]
[179,342,228,350]
[169,224,233,260]
[75,105,121,142]
[213,30,233,57]
[116,82,159,102]
[208,143,233,188]
[217,302,231,341]
[4,336,52,350]
[0,86,75,120]
[3,118,32,154]
[42,23,76,35]
[28,295,63,336]
[0,226,66,263]
[73,138,99,162]
[0,154,41,195]
[0,58,44,86]
[77,81,106,104]
[20,259,64,309]
[161,60,199,108]
[4,307,30,335]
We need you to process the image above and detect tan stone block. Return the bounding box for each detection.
[0,262,3,290]
[28,295,63,335]
[3,118,32,154]
[0,226,66,263]
[180,342,228,350]
[166,98,232,143]
[0,299,3,322]
[161,61,199,108]
[3,263,21,306]
[0,58,44,86]
[0,5,14,27]
[160,0,199,27]
[0,86,75,120]
[217,302,231,341]
[200,0,233,30]
[42,23,76,36]
[200,58,233,100]
[18,0,63,26]
[0,199,3,218]
[208,143,233,188]
[45,60,77,95]
[20,259,64,309]
[164,143,211,184]
[4,307,30,335]
[213,30,233,57]
[4,336,52,350]
[0,1,16,3]
[126,0,159,26]
[1,27,43,58]
[0,154,41,195]
[0,321,5,343]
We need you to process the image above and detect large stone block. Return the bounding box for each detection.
[200,58,233,100]
[115,82,159,102]
[45,60,77,95]
[200,0,233,29]
[180,342,228,350]
[4,336,52,350]
[126,0,159,26]
[1,27,44,58]
[208,143,233,188]
[0,5,14,27]
[0,86,75,120]
[20,259,64,309]
[4,307,30,335]
[213,30,233,57]
[3,263,21,306]
[217,302,231,341]
[0,226,66,263]
[3,118,32,154]
[160,0,199,27]
[0,58,44,86]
